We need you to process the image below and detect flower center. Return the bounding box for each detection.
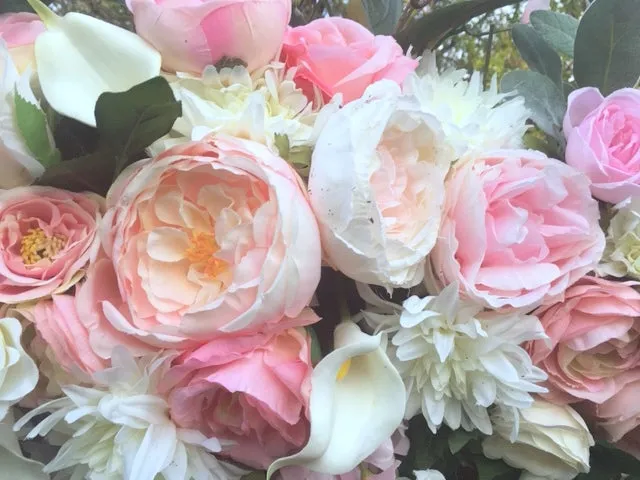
[336,359,352,381]
[20,228,67,265]
[185,231,227,279]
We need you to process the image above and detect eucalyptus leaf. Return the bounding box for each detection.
[574,0,640,95]
[511,24,563,85]
[361,0,403,35]
[530,10,579,57]
[501,70,566,142]
[14,90,61,168]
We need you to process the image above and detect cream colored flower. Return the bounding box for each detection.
[483,400,594,480]
[598,197,640,280]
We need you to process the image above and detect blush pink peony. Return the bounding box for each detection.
[593,381,640,457]
[528,276,640,404]
[163,321,316,469]
[0,13,44,72]
[281,17,418,104]
[428,149,605,311]
[564,87,640,203]
[100,134,321,346]
[0,186,102,304]
[126,0,291,74]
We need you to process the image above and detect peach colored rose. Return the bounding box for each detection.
[100,134,321,347]
[163,321,315,469]
[126,0,290,74]
[281,17,418,104]
[564,87,640,203]
[0,13,44,72]
[428,149,605,311]
[528,276,640,404]
[0,186,102,304]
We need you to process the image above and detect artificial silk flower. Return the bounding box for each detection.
[267,321,405,478]
[26,0,161,127]
[0,409,48,480]
[598,197,640,280]
[16,348,246,480]
[359,282,548,435]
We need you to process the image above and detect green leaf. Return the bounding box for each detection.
[574,0,640,95]
[95,76,182,177]
[473,455,520,480]
[511,24,563,86]
[305,327,323,366]
[0,0,52,13]
[14,90,61,168]
[448,430,480,455]
[501,70,566,142]
[530,10,579,57]
[361,0,402,35]
[35,152,117,194]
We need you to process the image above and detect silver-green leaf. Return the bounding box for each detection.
[530,10,579,58]
[512,23,563,86]
[361,0,403,35]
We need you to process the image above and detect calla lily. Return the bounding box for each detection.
[26,0,161,126]
[267,321,406,478]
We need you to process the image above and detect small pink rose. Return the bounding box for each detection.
[281,17,418,104]
[0,13,44,71]
[163,321,316,469]
[521,0,551,24]
[126,0,291,74]
[527,276,640,404]
[428,150,605,310]
[564,87,640,203]
[0,186,102,304]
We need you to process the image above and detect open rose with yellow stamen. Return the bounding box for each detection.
[0,186,102,304]
[97,133,321,347]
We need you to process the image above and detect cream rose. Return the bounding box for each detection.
[598,197,640,280]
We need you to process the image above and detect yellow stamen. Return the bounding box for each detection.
[20,228,67,265]
[336,359,352,381]
[185,231,227,279]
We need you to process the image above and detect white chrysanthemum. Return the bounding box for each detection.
[402,54,529,157]
[15,348,245,480]
[149,62,338,158]
[358,282,548,435]
[597,197,640,280]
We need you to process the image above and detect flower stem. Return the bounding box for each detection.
[27,0,60,29]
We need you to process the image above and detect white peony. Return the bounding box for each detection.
[483,400,594,480]
[597,197,640,280]
[0,317,39,420]
[403,54,529,158]
[359,282,548,435]
[309,80,454,290]
[16,348,245,480]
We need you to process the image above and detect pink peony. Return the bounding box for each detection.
[0,186,102,304]
[126,0,291,74]
[564,87,640,203]
[281,17,418,104]
[428,149,605,311]
[163,322,316,469]
[100,134,321,347]
[0,13,44,71]
[528,276,640,404]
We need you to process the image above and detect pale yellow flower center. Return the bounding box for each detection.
[336,359,352,381]
[184,231,228,280]
[20,228,67,265]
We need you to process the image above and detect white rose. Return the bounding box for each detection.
[308,80,453,289]
[0,317,39,420]
[0,40,45,189]
[597,197,640,280]
[483,400,594,480]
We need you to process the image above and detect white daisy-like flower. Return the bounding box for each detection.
[402,54,530,158]
[358,282,548,435]
[149,62,339,158]
[15,348,245,480]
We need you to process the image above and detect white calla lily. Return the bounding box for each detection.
[267,321,405,479]
[27,0,161,127]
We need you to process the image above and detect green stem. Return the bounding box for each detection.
[27,0,60,29]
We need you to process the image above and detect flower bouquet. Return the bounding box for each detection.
[2,0,640,478]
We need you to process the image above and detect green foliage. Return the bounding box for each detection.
[530,10,579,57]
[511,23,563,85]
[576,441,640,479]
[573,0,640,94]
[14,91,61,168]
[361,0,403,35]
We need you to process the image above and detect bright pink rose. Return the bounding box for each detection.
[281,17,418,104]
[100,134,321,347]
[428,150,605,310]
[0,186,102,304]
[528,276,640,404]
[163,322,316,469]
[0,13,44,71]
[126,0,291,74]
[564,87,640,203]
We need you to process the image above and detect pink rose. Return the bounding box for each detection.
[126,0,291,74]
[281,17,418,104]
[163,322,316,469]
[521,0,550,23]
[564,87,640,203]
[528,276,640,404]
[0,13,44,71]
[428,150,605,310]
[593,381,640,455]
[0,186,102,304]
[100,134,321,347]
